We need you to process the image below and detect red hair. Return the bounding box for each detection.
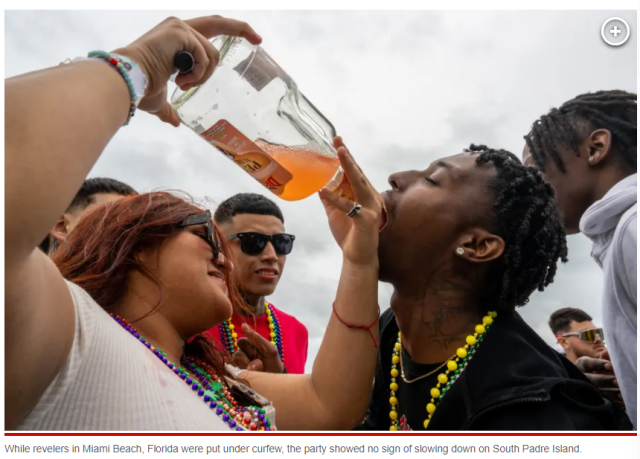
[52,191,247,378]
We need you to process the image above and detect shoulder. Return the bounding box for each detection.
[66,280,101,311]
[269,305,308,337]
[615,205,637,248]
[613,206,637,290]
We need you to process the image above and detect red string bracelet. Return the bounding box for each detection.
[332,302,380,348]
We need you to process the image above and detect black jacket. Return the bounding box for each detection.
[358,308,632,430]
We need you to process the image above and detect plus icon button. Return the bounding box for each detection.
[601,18,630,47]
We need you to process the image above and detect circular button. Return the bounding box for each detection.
[601,17,630,47]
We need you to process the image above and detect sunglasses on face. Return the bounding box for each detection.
[179,209,221,260]
[557,328,605,343]
[227,232,295,256]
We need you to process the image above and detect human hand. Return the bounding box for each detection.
[114,15,261,126]
[575,350,624,408]
[231,323,285,374]
[319,137,383,266]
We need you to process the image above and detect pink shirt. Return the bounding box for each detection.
[205,303,309,374]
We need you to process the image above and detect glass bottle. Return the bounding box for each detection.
[171,36,350,201]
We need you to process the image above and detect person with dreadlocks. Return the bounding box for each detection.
[523,90,637,428]
[320,139,629,431]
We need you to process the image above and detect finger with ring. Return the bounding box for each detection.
[347,202,362,218]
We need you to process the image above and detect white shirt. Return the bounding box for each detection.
[18,282,276,431]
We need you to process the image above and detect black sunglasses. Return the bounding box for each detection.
[179,209,220,259]
[227,232,295,256]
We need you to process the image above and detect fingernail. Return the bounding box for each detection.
[605,363,613,370]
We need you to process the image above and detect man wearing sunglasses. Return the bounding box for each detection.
[208,193,309,374]
[550,308,606,364]
[549,308,625,410]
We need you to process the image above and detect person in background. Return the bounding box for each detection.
[549,308,605,364]
[39,177,137,254]
[549,307,624,409]
[523,90,637,428]
[209,193,308,374]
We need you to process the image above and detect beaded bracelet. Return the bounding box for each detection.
[87,51,146,125]
[332,302,380,348]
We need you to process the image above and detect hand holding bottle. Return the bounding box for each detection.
[319,137,383,267]
[114,15,261,126]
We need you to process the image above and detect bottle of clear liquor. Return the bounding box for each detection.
[171,36,350,201]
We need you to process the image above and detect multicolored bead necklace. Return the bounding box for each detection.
[389,311,497,431]
[111,314,274,431]
[218,301,285,363]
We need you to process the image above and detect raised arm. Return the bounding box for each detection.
[240,140,383,430]
[4,15,261,429]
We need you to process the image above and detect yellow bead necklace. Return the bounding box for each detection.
[389,311,497,431]
[218,301,285,363]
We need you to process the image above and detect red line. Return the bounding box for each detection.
[5,432,637,437]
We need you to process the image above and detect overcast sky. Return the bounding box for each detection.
[5,10,636,370]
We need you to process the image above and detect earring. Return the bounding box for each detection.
[589,156,595,164]
[455,247,465,255]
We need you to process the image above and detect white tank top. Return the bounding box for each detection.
[17,282,276,431]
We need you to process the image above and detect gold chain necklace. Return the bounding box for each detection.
[399,345,454,384]
[389,311,497,431]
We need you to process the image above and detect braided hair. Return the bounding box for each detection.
[524,90,637,172]
[465,144,569,311]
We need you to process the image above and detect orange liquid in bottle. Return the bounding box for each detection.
[255,141,340,201]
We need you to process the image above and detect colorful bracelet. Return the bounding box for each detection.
[62,53,147,126]
[332,302,381,348]
[87,51,148,125]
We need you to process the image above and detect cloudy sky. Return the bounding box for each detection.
[5,10,636,371]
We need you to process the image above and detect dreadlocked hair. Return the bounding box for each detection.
[524,90,637,173]
[465,144,569,311]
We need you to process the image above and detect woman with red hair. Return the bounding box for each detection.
[5,15,381,431]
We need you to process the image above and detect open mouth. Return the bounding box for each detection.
[380,192,392,232]
[255,268,279,279]
[379,203,388,232]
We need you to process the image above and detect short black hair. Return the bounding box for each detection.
[525,90,637,173]
[40,178,137,254]
[214,193,284,225]
[66,177,137,213]
[466,144,569,311]
[549,307,593,335]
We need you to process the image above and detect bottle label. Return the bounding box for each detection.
[234,48,279,92]
[199,120,293,196]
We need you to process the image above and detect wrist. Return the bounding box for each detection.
[80,50,147,125]
[111,47,149,97]
[342,256,379,272]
